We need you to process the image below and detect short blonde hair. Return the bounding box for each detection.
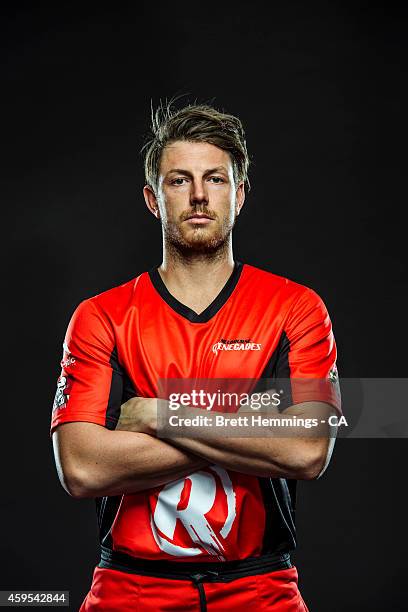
[141,99,251,193]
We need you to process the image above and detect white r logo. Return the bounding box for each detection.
[150,465,236,560]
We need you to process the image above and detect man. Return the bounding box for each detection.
[51,101,341,611]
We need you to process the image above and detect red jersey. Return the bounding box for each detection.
[50,261,340,564]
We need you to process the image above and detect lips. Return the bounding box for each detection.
[185,214,214,225]
[186,214,213,220]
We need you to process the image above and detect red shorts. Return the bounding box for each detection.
[79,565,309,611]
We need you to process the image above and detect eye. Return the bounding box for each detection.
[171,178,188,185]
[208,176,225,183]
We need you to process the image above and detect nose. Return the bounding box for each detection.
[190,179,208,207]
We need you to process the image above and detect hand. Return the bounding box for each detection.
[116,396,158,435]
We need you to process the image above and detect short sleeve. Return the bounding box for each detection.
[50,299,124,437]
[275,287,341,415]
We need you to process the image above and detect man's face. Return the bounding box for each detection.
[145,141,245,255]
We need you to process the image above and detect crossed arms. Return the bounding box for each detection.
[52,397,337,499]
[52,288,340,499]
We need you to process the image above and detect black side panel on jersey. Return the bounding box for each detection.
[253,330,293,411]
[96,495,123,548]
[106,348,126,429]
[96,346,137,549]
[258,478,297,554]
[256,330,297,554]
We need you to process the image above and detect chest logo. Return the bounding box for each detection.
[150,465,236,560]
[212,338,262,355]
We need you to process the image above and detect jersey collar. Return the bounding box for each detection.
[148,260,244,323]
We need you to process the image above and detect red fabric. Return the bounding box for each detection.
[79,565,309,611]
[50,263,340,562]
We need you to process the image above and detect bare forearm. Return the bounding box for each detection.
[160,402,335,479]
[167,434,326,479]
[54,423,208,498]
[90,431,209,496]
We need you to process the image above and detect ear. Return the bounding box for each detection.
[235,181,245,216]
[143,185,161,219]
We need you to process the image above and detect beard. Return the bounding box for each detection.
[162,209,236,258]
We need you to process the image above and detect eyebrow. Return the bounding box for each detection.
[165,166,229,178]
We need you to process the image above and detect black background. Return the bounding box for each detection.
[2,2,407,610]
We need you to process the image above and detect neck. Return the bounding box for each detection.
[157,240,236,314]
